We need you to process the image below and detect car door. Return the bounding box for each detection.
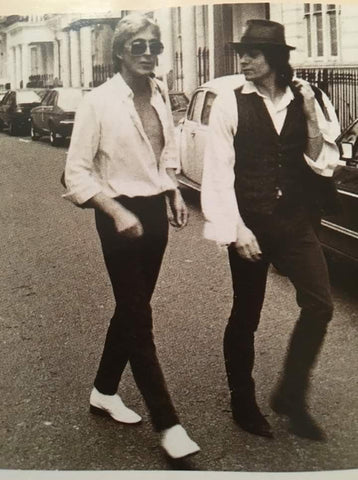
[42,90,56,132]
[319,121,358,260]
[2,92,16,126]
[179,89,217,185]
[320,166,358,260]
[31,90,50,131]
[0,91,10,125]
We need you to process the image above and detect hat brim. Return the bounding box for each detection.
[230,41,296,51]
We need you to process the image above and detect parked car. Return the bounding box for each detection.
[319,119,358,263]
[30,87,91,146]
[168,92,189,126]
[177,75,244,190]
[0,89,42,136]
[177,75,358,264]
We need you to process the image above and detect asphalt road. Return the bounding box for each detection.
[0,131,357,474]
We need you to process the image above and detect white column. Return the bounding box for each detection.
[53,39,60,81]
[208,5,215,80]
[21,43,30,88]
[8,46,16,88]
[69,29,81,87]
[180,6,197,95]
[154,8,174,86]
[60,32,70,87]
[16,45,21,89]
[80,26,92,87]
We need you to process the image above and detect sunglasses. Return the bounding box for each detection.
[129,39,164,56]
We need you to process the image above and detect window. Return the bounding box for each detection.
[327,4,338,56]
[314,4,324,57]
[303,3,339,59]
[187,91,204,123]
[304,4,312,57]
[201,92,216,126]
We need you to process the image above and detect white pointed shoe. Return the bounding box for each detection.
[161,424,200,459]
[89,387,142,424]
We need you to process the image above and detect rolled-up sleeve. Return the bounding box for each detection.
[304,91,341,177]
[201,90,240,244]
[62,96,102,205]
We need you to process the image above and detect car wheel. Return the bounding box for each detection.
[50,128,61,147]
[30,123,41,141]
[9,122,18,136]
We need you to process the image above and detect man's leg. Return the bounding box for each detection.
[225,246,272,437]
[270,218,333,440]
[93,198,179,431]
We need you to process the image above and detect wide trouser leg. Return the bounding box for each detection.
[270,214,333,439]
[93,195,179,432]
[271,218,333,400]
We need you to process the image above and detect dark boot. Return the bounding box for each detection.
[231,390,273,438]
[270,315,330,441]
[224,315,272,438]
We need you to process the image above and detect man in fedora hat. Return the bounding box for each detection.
[201,19,340,440]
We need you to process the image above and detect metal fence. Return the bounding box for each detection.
[92,64,113,87]
[197,47,210,85]
[26,74,54,88]
[295,67,358,131]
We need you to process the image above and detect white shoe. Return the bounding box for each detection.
[89,387,142,424]
[161,424,200,459]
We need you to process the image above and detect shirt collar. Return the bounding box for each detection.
[242,80,294,111]
[110,72,161,99]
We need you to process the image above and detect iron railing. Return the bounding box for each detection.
[26,74,54,88]
[197,47,210,85]
[295,67,358,130]
[92,64,113,87]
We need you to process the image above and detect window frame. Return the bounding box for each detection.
[303,3,340,61]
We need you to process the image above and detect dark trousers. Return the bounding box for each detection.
[93,194,179,431]
[224,205,334,404]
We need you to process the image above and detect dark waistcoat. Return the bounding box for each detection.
[233,87,340,217]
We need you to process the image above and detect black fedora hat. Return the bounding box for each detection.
[231,19,295,51]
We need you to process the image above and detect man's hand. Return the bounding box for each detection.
[233,224,262,262]
[292,79,317,120]
[292,78,323,160]
[112,207,143,238]
[85,192,144,239]
[166,189,188,229]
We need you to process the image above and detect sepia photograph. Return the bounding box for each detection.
[0,0,357,478]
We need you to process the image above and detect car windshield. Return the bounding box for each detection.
[17,91,41,103]
[57,90,88,111]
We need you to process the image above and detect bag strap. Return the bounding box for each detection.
[310,84,331,122]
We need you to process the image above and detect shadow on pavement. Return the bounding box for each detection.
[179,185,201,211]
[164,454,202,471]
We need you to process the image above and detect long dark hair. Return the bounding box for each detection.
[257,45,293,89]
